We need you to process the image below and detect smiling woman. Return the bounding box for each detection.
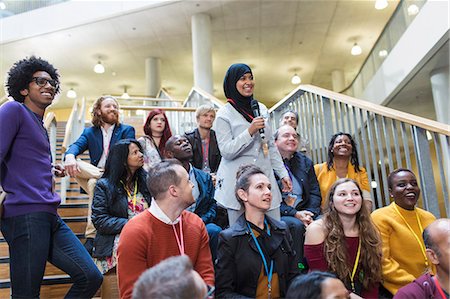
[371,168,436,297]
[304,178,382,298]
[314,132,372,211]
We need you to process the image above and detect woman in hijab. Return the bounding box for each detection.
[214,63,291,225]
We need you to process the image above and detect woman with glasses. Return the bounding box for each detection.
[138,109,172,172]
[91,139,152,298]
[304,179,382,298]
[214,63,291,225]
[215,164,299,298]
[314,132,373,212]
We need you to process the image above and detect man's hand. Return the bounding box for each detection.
[281,176,292,193]
[52,163,66,178]
[284,194,296,207]
[295,210,314,226]
[64,154,80,177]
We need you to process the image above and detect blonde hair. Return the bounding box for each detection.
[195,104,216,120]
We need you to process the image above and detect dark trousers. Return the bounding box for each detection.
[1,211,103,299]
[281,215,306,267]
[206,222,222,262]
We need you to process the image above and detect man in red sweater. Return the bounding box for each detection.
[117,160,215,299]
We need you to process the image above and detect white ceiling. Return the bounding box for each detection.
[0,0,399,109]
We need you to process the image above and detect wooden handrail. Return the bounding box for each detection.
[43,112,56,130]
[270,84,450,136]
[121,105,197,112]
[61,100,78,154]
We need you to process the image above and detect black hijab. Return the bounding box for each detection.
[223,63,255,122]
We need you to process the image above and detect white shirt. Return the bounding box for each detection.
[148,199,181,225]
[97,124,115,168]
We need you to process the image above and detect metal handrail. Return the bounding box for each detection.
[43,112,57,164]
[270,84,449,218]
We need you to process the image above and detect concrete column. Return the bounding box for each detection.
[430,66,449,124]
[145,57,161,98]
[331,69,345,92]
[191,13,213,94]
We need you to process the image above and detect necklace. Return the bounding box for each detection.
[393,203,429,268]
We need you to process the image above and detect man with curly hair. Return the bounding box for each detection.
[0,56,103,298]
[64,95,135,253]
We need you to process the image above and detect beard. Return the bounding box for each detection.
[101,111,119,125]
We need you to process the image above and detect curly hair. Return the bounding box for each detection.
[322,178,382,290]
[143,109,172,156]
[326,132,361,172]
[6,56,60,103]
[91,95,119,127]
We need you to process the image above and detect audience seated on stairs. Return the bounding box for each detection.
[164,135,222,261]
[274,124,321,270]
[137,108,172,172]
[91,139,152,298]
[314,132,373,212]
[64,95,135,253]
[371,168,436,298]
[117,160,214,299]
[304,178,382,298]
[0,56,102,298]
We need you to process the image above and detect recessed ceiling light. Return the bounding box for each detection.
[407,4,419,16]
[378,49,388,57]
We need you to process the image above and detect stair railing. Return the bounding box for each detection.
[269,84,449,218]
[43,112,57,164]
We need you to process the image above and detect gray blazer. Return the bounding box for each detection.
[213,103,288,210]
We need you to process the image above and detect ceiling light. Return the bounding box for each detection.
[375,0,388,10]
[291,74,301,85]
[407,4,419,16]
[0,2,6,10]
[351,43,362,56]
[66,88,77,99]
[378,49,388,57]
[121,86,130,99]
[93,61,105,74]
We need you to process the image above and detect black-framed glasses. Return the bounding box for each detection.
[204,285,215,299]
[31,77,59,89]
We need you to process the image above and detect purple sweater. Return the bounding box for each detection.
[0,101,60,218]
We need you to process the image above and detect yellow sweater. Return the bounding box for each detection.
[314,161,370,208]
[371,203,436,295]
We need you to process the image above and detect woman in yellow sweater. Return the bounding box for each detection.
[314,132,372,212]
[371,168,436,298]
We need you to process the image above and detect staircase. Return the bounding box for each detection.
[0,121,92,298]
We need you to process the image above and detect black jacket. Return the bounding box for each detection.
[185,128,221,173]
[276,152,321,217]
[91,177,152,258]
[215,215,299,298]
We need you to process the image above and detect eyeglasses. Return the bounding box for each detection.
[31,77,59,89]
[204,285,215,299]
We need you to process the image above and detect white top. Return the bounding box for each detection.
[97,124,115,168]
[148,199,180,225]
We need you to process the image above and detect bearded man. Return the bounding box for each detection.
[64,95,135,252]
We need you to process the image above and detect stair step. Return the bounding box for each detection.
[0,259,66,279]
[0,275,73,297]
[58,203,89,217]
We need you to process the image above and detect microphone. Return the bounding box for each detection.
[250,99,265,140]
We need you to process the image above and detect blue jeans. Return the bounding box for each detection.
[1,212,103,299]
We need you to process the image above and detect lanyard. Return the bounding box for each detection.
[350,238,362,292]
[122,180,138,211]
[247,219,274,299]
[172,215,185,255]
[393,203,429,267]
[433,276,448,299]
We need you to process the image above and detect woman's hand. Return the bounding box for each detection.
[248,116,265,136]
[281,176,292,192]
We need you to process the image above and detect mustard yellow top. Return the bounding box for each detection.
[314,161,371,208]
[371,203,436,295]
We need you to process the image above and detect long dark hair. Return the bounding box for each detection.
[143,109,172,156]
[102,139,147,202]
[286,271,337,299]
[326,132,361,172]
